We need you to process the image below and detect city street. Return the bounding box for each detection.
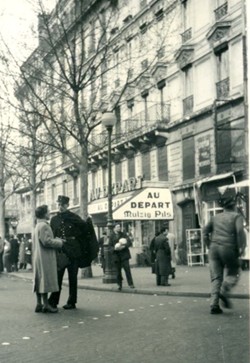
[0,275,249,363]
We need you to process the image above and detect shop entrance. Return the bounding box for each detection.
[181,201,199,245]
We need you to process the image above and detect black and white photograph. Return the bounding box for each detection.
[0,0,249,362]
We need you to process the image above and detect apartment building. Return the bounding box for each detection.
[16,0,247,263]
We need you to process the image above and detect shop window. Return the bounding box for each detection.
[158,145,168,181]
[142,152,151,180]
[182,136,195,180]
[205,201,222,225]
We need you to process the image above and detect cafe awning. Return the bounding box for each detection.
[113,187,174,220]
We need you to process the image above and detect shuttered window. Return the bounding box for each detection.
[142,152,151,180]
[158,145,168,181]
[128,157,135,178]
[182,136,195,180]
[115,163,122,182]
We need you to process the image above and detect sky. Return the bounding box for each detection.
[0,0,56,60]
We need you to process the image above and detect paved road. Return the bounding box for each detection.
[0,275,249,363]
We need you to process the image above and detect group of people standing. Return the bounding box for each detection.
[33,195,99,313]
[0,235,32,273]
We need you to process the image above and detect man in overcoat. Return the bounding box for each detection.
[154,226,172,286]
[109,223,135,291]
[48,195,89,310]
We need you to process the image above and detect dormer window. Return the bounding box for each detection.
[155,8,164,21]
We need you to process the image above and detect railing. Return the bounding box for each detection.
[216,77,230,99]
[123,103,170,136]
[183,95,194,115]
[214,2,228,21]
[181,28,192,43]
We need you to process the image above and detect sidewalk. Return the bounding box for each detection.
[6,264,250,299]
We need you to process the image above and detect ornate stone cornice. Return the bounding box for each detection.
[206,21,231,45]
[175,45,194,70]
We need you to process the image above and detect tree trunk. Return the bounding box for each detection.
[79,146,93,278]
[0,196,5,239]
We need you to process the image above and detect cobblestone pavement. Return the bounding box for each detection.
[0,275,249,363]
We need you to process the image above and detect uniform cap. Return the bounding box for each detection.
[57,195,70,204]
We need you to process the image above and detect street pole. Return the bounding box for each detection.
[102,113,117,283]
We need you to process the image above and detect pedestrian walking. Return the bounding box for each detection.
[33,205,64,313]
[9,235,20,272]
[203,193,246,314]
[109,223,135,291]
[165,227,177,279]
[154,226,172,286]
[3,238,12,272]
[18,237,27,270]
[48,195,91,310]
[98,230,106,273]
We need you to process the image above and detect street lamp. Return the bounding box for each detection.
[101,112,117,283]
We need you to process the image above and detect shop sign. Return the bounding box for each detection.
[113,188,174,220]
[90,176,143,201]
[88,194,133,215]
[197,135,211,175]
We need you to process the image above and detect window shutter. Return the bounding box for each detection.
[115,163,122,183]
[158,145,168,181]
[182,136,195,180]
[128,157,135,178]
[142,152,151,180]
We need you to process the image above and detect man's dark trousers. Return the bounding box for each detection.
[116,259,134,286]
[49,259,79,306]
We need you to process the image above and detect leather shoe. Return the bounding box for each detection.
[129,285,135,289]
[42,305,58,313]
[219,294,232,309]
[210,305,223,314]
[63,303,76,310]
[35,304,43,313]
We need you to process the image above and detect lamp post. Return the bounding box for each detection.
[101,112,117,283]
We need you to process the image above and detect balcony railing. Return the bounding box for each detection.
[183,95,194,115]
[216,77,230,99]
[123,103,170,136]
[181,28,192,43]
[214,2,228,21]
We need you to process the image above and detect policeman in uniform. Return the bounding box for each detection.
[48,195,88,310]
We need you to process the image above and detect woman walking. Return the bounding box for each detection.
[33,205,64,313]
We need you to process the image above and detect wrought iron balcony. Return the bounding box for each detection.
[123,103,170,136]
[216,77,230,99]
[214,2,228,21]
[183,95,194,115]
[181,28,192,44]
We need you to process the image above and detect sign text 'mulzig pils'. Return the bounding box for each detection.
[113,188,174,220]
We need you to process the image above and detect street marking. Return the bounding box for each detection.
[150,305,155,307]
[128,309,135,312]
[105,315,111,317]
[2,342,10,346]
[43,331,50,333]
[62,326,69,329]
[159,303,164,306]
[92,317,99,320]
[118,311,124,314]
[78,321,84,324]
[177,301,182,304]
[22,337,31,340]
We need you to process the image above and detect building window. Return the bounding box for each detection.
[216,47,229,98]
[158,145,168,181]
[183,65,193,115]
[115,106,121,137]
[63,179,68,195]
[182,136,195,180]
[141,90,149,125]
[142,152,151,180]
[182,0,191,31]
[115,163,122,183]
[128,157,135,178]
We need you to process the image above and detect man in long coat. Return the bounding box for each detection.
[48,196,91,310]
[154,226,172,286]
